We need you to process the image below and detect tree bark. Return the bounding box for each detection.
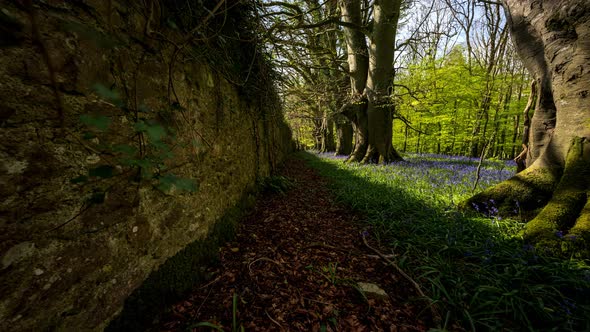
[364,0,403,163]
[334,114,353,155]
[514,80,536,172]
[465,0,590,246]
[338,0,370,162]
[319,110,335,153]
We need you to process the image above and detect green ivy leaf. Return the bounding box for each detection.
[138,104,150,113]
[70,175,88,184]
[157,174,198,193]
[80,114,111,131]
[92,83,121,104]
[89,165,115,178]
[134,121,148,132]
[62,21,120,49]
[174,177,198,192]
[82,132,96,140]
[146,124,166,143]
[88,191,106,204]
[113,144,138,156]
[166,18,179,30]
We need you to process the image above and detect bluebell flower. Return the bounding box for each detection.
[472,202,480,212]
[555,230,564,239]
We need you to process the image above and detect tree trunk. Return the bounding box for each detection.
[416,123,422,153]
[364,0,403,163]
[338,0,369,162]
[515,80,536,172]
[334,114,353,155]
[320,110,335,153]
[465,0,590,246]
[437,122,442,154]
[403,123,408,152]
[351,102,371,161]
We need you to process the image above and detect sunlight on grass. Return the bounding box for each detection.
[303,151,590,332]
[319,152,515,209]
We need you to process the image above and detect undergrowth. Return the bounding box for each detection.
[301,151,590,332]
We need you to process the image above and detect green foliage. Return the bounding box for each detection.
[92,83,122,105]
[89,165,115,178]
[72,83,198,203]
[303,152,590,331]
[393,45,529,158]
[62,21,121,49]
[80,114,111,131]
[259,175,295,195]
[156,174,198,193]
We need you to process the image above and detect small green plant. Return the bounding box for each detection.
[232,292,244,332]
[186,293,244,332]
[259,175,295,194]
[320,262,339,285]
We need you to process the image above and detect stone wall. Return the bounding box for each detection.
[0,1,291,330]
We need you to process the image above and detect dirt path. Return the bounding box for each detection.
[158,156,429,331]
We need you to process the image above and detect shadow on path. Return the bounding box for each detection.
[156,154,431,331]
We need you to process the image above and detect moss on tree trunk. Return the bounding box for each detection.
[523,137,590,241]
[461,166,559,216]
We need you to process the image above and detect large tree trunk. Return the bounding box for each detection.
[338,0,370,162]
[340,97,370,162]
[364,0,403,163]
[465,0,590,246]
[334,114,353,155]
[319,110,335,153]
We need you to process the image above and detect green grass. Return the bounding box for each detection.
[301,151,590,332]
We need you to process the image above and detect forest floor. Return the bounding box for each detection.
[158,155,432,331]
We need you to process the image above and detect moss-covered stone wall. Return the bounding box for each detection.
[0,1,292,331]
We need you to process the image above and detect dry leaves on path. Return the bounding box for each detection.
[158,156,431,331]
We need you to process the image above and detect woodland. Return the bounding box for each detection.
[1,0,590,331]
[267,0,590,251]
[170,0,590,330]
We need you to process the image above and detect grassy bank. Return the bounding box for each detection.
[301,151,590,331]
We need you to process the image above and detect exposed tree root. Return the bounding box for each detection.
[523,137,590,241]
[465,137,590,250]
[461,165,559,216]
[570,196,590,254]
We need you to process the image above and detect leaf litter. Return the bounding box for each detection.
[158,156,432,331]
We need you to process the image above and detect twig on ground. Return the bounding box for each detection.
[248,257,281,274]
[198,275,221,290]
[196,285,214,316]
[366,254,396,259]
[265,311,284,330]
[361,233,442,325]
[303,242,340,251]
